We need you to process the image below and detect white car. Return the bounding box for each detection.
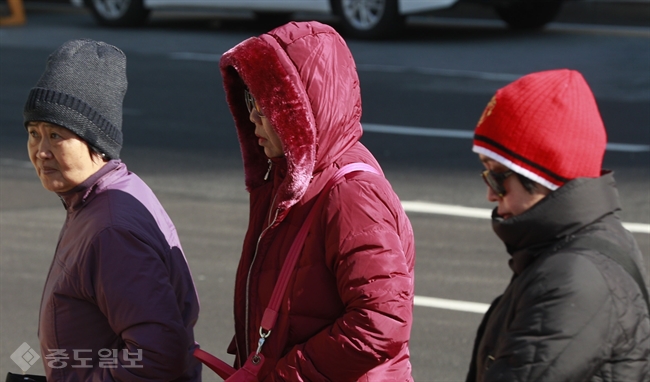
[71,0,565,39]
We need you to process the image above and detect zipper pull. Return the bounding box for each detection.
[264,159,272,181]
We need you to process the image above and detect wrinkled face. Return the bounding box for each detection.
[27,121,106,193]
[479,154,550,219]
[249,105,284,158]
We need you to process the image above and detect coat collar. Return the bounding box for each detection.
[491,172,622,274]
[57,160,121,211]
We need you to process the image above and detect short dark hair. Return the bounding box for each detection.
[87,144,107,162]
[516,173,540,194]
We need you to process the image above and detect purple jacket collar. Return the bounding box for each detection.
[57,160,121,211]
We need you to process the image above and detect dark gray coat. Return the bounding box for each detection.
[467,173,649,382]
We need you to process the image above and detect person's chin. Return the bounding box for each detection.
[42,183,58,192]
[41,178,69,193]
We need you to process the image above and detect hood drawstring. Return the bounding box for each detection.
[264,159,272,181]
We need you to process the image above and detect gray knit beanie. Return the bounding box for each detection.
[23,39,127,159]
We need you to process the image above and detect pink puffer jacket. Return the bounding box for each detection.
[220,21,415,381]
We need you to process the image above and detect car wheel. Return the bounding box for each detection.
[494,0,563,30]
[333,0,404,39]
[85,0,150,27]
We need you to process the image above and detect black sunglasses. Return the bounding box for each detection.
[244,89,264,117]
[481,169,515,197]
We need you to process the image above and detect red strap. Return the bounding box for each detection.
[260,163,379,332]
[193,348,237,379]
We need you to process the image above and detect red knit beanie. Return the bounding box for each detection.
[473,69,607,190]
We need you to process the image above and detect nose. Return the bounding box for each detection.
[486,185,500,202]
[36,137,53,159]
[249,108,263,124]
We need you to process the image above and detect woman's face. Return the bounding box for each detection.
[27,121,106,193]
[248,100,284,158]
[479,155,550,219]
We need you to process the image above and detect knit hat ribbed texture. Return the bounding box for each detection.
[472,69,606,190]
[23,39,127,159]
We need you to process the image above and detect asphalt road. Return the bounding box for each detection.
[1,3,649,381]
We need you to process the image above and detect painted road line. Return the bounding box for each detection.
[356,64,521,82]
[622,223,650,234]
[169,52,222,61]
[363,123,473,139]
[1,159,648,234]
[414,296,490,314]
[169,53,522,82]
[402,201,490,219]
[605,142,650,152]
[401,200,650,234]
[362,123,650,153]
[1,158,646,313]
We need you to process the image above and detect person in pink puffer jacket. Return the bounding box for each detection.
[219,21,416,381]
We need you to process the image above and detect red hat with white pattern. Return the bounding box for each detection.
[472,69,607,190]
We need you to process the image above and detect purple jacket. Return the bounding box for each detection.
[38,160,201,381]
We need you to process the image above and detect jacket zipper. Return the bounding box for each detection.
[264,159,272,181]
[243,158,277,358]
[244,205,279,357]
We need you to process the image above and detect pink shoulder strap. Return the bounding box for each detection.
[259,163,379,342]
[193,163,380,378]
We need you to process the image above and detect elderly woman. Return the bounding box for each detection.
[23,39,201,381]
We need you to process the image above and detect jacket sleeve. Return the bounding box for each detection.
[85,226,192,381]
[483,251,614,382]
[266,177,414,381]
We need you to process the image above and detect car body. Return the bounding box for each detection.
[71,0,565,39]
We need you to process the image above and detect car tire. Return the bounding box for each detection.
[494,0,563,30]
[332,0,404,39]
[85,0,150,27]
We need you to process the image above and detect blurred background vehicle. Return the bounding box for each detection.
[69,0,569,39]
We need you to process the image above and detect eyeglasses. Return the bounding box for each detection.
[244,89,264,117]
[481,169,515,197]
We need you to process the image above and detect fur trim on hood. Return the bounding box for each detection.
[220,21,363,211]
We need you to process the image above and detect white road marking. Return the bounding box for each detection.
[363,123,473,139]
[402,201,489,219]
[605,142,650,152]
[621,223,650,234]
[414,296,489,314]
[362,123,650,153]
[2,157,647,314]
[2,158,648,233]
[169,52,222,61]
[356,64,521,82]
[401,200,650,234]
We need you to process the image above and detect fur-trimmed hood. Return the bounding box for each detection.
[219,21,363,211]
